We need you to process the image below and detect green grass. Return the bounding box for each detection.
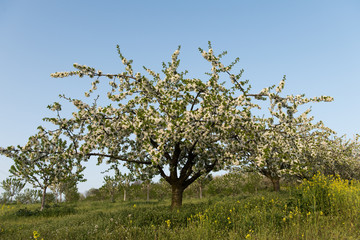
[1,175,360,239]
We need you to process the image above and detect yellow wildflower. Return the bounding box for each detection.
[165,219,171,228]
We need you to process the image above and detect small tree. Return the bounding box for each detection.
[0,128,85,210]
[62,178,80,202]
[1,178,25,202]
[101,165,135,202]
[118,172,134,201]
[49,182,63,203]
[207,173,244,196]
[152,178,171,202]
[141,179,152,201]
[85,188,102,200]
[15,188,41,204]
[192,174,212,199]
[102,175,119,203]
[133,166,156,201]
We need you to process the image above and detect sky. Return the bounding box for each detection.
[0,0,359,194]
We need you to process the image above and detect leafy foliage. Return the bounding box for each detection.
[1,178,25,202]
[15,189,41,204]
[0,128,85,210]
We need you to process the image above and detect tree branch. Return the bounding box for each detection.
[157,165,170,182]
[86,153,152,164]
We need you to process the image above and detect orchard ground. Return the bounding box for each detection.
[1,173,360,240]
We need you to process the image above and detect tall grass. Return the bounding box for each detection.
[296,172,360,217]
[1,173,360,239]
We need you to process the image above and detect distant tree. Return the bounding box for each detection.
[301,135,360,180]
[207,173,244,196]
[142,179,152,201]
[192,174,212,199]
[102,175,119,203]
[241,171,263,193]
[152,178,171,202]
[1,178,25,202]
[0,195,7,204]
[49,179,80,203]
[15,188,41,204]
[49,182,63,203]
[132,166,156,201]
[63,178,80,202]
[0,128,85,210]
[231,81,334,191]
[101,165,136,202]
[118,172,134,201]
[85,189,93,198]
[85,188,106,201]
[79,193,86,201]
[44,192,56,205]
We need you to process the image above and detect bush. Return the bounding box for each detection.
[14,204,76,217]
[15,207,39,217]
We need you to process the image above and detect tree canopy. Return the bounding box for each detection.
[46,43,335,208]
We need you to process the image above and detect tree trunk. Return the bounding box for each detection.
[199,185,203,199]
[146,184,150,202]
[123,189,127,201]
[171,185,184,209]
[111,192,115,203]
[54,190,58,203]
[270,177,280,192]
[40,186,47,211]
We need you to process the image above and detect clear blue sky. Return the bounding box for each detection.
[1,0,359,194]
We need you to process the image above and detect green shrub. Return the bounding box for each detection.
[14,204,76,217]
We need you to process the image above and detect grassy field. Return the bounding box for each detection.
[1,174,360,240]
